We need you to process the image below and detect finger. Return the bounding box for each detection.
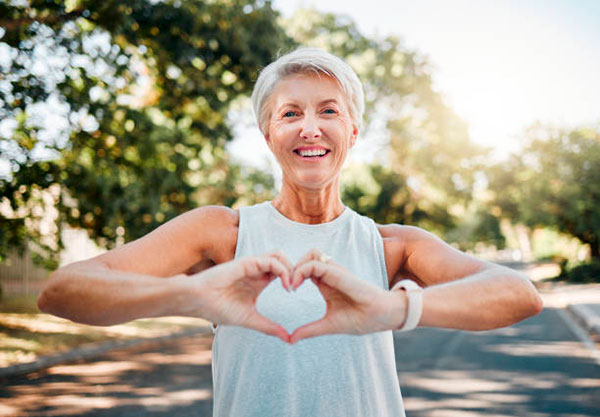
[267,251,293,290]
[291,260,323,291]
[289,317,334,343]
[248,256,290,285]
[268,250,294,272]
[294,261,371,301]
[292,248,332,290]
[290,270,308,291]
[246,312,291,343]
[293,260,338,287]
[295,248,323,266]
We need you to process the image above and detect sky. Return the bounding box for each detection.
[228,0,600,167]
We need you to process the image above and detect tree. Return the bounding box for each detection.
[0,0,292,268]
[286,9,487,238]
[488,124,600,259]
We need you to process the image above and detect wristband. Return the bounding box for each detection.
[391,279,423,331]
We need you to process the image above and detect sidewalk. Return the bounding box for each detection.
[0,313,214,378]
[536,281,600,343]
[510,261,600,344]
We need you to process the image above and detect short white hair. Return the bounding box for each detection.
[250,47,365,135]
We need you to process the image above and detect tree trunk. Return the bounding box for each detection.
[515,224,533,262]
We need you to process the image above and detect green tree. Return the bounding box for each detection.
[488,125,600,259]
[0,0,291,268]
[286,9,487,237]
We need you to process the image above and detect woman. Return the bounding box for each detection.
[38,47,543,417]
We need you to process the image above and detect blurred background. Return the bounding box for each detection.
[1,0,599,309]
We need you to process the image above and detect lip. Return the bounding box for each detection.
[293,146,330,152]
[293,146,331,160]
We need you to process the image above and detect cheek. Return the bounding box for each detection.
[325,118,354,142]
[269,119,294,136]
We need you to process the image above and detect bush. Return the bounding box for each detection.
[558,261,600,283]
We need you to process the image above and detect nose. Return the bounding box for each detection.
[300,114,321,141]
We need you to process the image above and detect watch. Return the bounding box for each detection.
[391,279,423,331]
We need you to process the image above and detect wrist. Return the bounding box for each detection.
[167,273,207,318]
[388,289,409,330]
[390,279,423,331]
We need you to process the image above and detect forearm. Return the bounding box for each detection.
[37,262,197,326]
[417,267,543,331]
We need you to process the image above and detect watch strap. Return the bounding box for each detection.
[391,279,423,331]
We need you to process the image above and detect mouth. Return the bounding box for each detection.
[293,148,331,159]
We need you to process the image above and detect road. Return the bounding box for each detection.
[1,306,598,417]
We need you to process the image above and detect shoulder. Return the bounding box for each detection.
[377,222,488,287]
[187,205,239,264]
[376,223,436,282]
[377,223,424,237]
[191,205,239,227]
[377,223,440,244]
[90,205,239,278]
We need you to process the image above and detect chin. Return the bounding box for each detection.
[293,174,336,189]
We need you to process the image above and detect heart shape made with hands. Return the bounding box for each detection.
[227,249,394,344]
[256,277,327,335]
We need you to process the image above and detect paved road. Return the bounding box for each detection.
[1,307,598,417]
[394,307,599,417]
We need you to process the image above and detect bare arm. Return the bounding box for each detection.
[37,206,238,326]
[380,225,543,331]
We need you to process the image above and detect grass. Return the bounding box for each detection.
[0,294,41,314]
[0,293,209,367]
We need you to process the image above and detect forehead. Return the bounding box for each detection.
[269,72,346,107]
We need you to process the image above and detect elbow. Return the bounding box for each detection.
[37,270,66,314]
[514,272,544,321]
[529,290,544,317]
[37,290,48,313]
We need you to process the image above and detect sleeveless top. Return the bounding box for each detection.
[211,201,406,417]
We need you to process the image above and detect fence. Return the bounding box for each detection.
[0,249,50,296]
[0,227,106,296]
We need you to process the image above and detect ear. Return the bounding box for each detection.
[264,132,273,150]
[349,124,359,148]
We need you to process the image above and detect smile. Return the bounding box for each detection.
[293,148,330,158]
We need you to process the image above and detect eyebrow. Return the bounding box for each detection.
[276,98,341,113]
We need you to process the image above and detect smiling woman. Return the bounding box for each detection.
[37,47,543,417]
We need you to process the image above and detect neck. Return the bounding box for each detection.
[272,176,345,224]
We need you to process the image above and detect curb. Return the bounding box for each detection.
[568,304,600,342]
[0,325,213,379]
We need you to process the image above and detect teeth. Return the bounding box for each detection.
[298,149,327,157]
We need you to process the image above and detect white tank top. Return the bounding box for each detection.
[211,201,406,417]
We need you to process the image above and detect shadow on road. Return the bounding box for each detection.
[1,334,214,416]
[1,308,598,417]
[395,307,600,417]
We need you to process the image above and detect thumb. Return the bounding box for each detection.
[289,317,334,344]
[246,312,291,343]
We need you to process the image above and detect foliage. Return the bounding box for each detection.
[488,125,600,259]
[1,3,509,274]
[554,261,600,283]
[286,9,488,238]
[445,206,505,251]
[0,0,292,267]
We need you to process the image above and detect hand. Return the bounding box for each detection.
[190,252,294,343]
[289,249,407,343]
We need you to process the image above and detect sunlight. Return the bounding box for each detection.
[484,340,595,360]
[274,0,600,155]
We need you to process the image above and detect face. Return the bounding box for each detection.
[264,72,358,190]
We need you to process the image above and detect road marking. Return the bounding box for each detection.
[556,307,600,367]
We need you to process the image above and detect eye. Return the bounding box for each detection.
[322,108,337,115]
[283,111,297,118]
